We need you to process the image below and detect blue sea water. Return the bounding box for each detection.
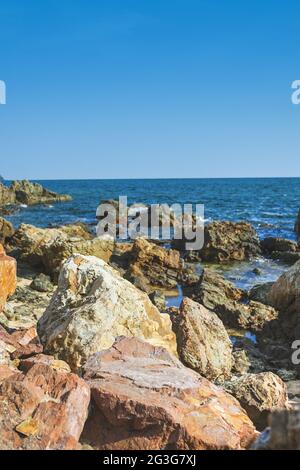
[5,177,300,292]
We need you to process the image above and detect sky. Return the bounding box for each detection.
[0,0,300,180]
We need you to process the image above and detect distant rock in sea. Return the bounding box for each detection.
[0,179,72,207]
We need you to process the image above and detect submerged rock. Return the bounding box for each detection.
[0,245,17,311]
[224,372,288,430]
[81,336,257,450]
[38,254,177,371]
[175,297,233,382]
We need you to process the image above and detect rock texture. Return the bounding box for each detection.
[252,409,300,450]
[178,221,261,262]
[0,244,17,311]
[185,268,277,330]
[261,237,300,264]
[0,361,90,449]
[125,238,184,291]
[175,297,233,382]
[0,218,14,245]
[12,224,113,279]
[224,372,288,430]
[81,337,257,450]
[38,255,177,371]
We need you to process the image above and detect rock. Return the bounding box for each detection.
[248,282,274,305]
[177,221,261,262]
[224,372,288,430]
[0,244,17,311]
[261,237,300,264]
[263,260,300,343]
[232,350,251,375]
[185,269,278,330]
[0,362,90,449]
[81,336,257,450]
[252,409,300,450]
[175,297,233,382]
[0,218,14,245]
[149,291,166,311]
[38,255,177,371]
[19,354,71,374]
[0,325,43,360]
[0,184,15,206]
[125,238,184,291]
[10,180,72,206]
[12,224,114,280]
[30,273,54,293]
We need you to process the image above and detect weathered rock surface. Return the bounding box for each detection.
[12,224,114,279]
[0,325,42,360]
[0,361,90,449]
[185,269,277,330]
[248,282,274,305]
[175,297,233,382]
[178,221,261,262]
[262,260,300,343]
[125,238,184,291]
[0,217,14,245]
[0,245,17,311]
[252,409,300,450]
[81,337,257,450]
[38,255,177,371]
[224,372,288,430]
[261,237,300,264]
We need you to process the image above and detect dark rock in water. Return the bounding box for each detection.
[175,297,233,382]
[261,237,300,264]
[224,372,288,431]
[295,209,300,236]
[30,273,54,293]
[252,409,300,450]
[0,217,14,245]
[174,221,261,262]
[252,267,262,276]
[149,290,166,311]
[249,282,274,305]
[81,336,257,450]
[184,268,277,331]
[0,179,72,207]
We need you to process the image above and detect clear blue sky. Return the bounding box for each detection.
[0,0,300,179]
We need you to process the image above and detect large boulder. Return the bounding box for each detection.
[38,255,177,371]
[12,224,113,280]
[265,260,300,342]
[175,297,233,382]
[81,337,257,450]
[224,372,288,430]
[179,221,261,262]
[185,269,278,330]
[0,361,90,450]
[0,218,14,245]
[0,245,17,311]
[125,238,184,291]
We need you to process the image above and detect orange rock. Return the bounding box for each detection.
[0,362,90,450]
[82,337,257,450]
[0,244,17,311]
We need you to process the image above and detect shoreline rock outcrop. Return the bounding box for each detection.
[0,180,71,207]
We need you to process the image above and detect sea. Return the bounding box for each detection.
[5,177,300,300]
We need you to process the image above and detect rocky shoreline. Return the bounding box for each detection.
[0,182,300,450]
